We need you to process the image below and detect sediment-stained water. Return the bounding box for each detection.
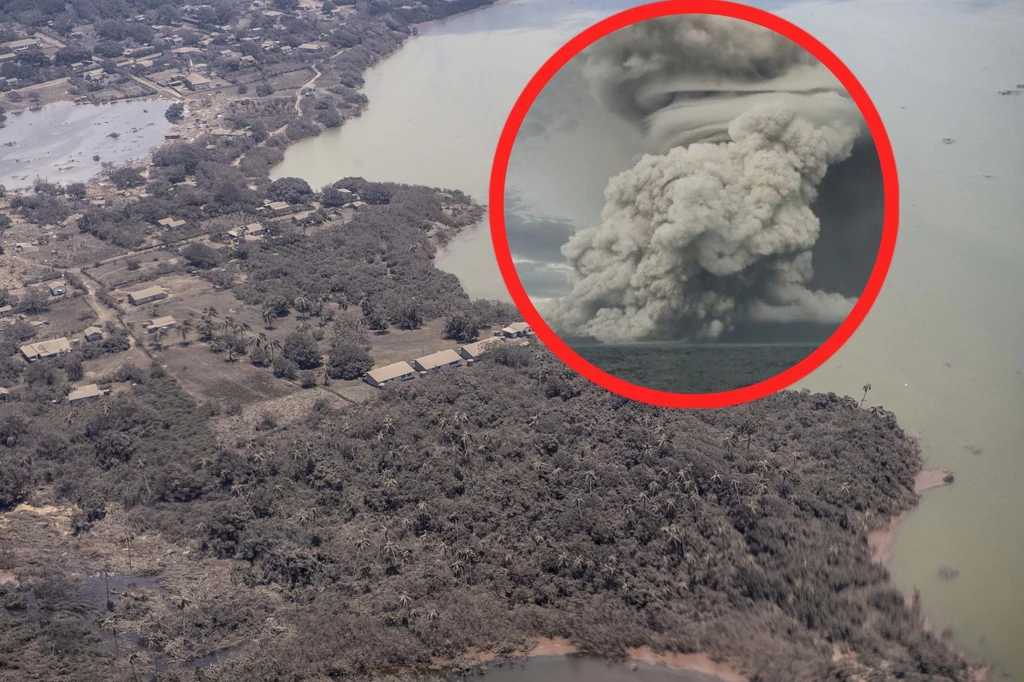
[0,100,170,190]
[271,0,1024,676]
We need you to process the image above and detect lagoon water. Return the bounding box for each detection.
[272,0,1024,677]
[0,100,170,190]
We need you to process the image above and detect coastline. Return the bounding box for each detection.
[868,468,991,682]
[429,637,748,682]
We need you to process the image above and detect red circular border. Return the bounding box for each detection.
[489,0,899,409]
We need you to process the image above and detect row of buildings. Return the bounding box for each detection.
[364,323,532,388]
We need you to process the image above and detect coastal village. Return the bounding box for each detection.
[0,0,523,413]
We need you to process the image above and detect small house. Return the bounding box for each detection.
[127,286,168,306]
[156,217,187,230]
[0,304,12,316]
[47,280,67,296]
[68,384,104,405]
[20,337,72,362]
[145,316,177,333]
[413,349,463,373]
[0,387,9,401]
[501,322,532,338]
[365,361,416,388]
[184,73,211,91]
[83,326,104,341]
[458,336,504,361]
[267,201,291,215]
[298,43,323,53]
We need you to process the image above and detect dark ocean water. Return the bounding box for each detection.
[571,342,820,394]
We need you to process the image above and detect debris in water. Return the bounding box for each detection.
[997,89,1021,96]
[937,565,960,581]
[964,444,983,456]
[940,137,956,144]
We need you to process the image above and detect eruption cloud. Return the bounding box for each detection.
[546,15,871,343]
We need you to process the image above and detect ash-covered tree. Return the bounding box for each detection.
[443,313,478,343]
[282,331,322,369]
[268,177,313,205]
[327,341,372,380]
[107,166,145,190]
[165,102,185,120]
[181,243,225,269]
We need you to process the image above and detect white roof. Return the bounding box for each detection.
[367,361,416,383]
[84,326,103,336]
[415,348,463,370]
[503,321,531,333]
[148,316,176,328]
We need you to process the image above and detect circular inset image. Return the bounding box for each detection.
[490,0,898,408]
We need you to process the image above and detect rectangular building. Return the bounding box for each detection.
[48,280,67,296]
[184,73,211,91]
[83,326,104,341]
[145,316,177,333]
[365,361,417,388]
[20,337,72,362]
[458,336,504,361]
[68,384,104,404]
[501,321,533,338]
[127,286,168,306]
[413,349,463,373]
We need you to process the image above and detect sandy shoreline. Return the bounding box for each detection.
[867,468,990,682]
[868,468,953,565]
[428,637,747,681]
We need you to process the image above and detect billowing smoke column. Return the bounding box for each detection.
[547,15,869,343]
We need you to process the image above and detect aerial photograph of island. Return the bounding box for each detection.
[0,0,1021,681]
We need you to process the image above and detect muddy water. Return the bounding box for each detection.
[271,0,1024,677]
[0,99,171,190]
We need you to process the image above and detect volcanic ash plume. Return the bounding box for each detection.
[547,103,862,343]
[546,15,869,343]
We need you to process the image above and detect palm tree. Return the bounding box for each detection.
[178,319,192,345]
[250,332,267,354]
[313,296,327,327]
[294,295,312,320]
[234,321,252,342]
[171,593,190,638]
[197,318,214,341]
[219,316,235,338]
[584,470,597,493]
[262,306,276,329]
[860,383,872,408]
[127,652,142,682]
[152,326,168,350]
[297,321,312,335]
[122,531,135,573]
[266,337,282,360]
